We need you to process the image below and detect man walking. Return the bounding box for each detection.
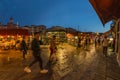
[20,36,28,60]
[24,32,48,73]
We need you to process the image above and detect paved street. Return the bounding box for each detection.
[0,43,120,80]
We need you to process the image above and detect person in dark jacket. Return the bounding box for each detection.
[24,32,48,74]
[20,36,28,60]
[76,37,81,49]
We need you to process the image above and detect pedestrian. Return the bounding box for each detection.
[98,37,101,46]
[102,36,108,57]
[84,36,90,50]
[112,38,115,52]
[20,36,28,60]
[94,37,97,47]
[24,32,48,73]
[76,37,81,49]
[49,35,57,63]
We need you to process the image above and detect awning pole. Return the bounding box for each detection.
[115,18,120,66]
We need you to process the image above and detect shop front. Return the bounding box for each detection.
[0,29,29,50]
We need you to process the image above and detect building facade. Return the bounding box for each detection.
[0,18,29,38]
[1,17,18,29]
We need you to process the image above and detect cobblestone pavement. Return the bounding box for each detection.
[0,43,120,80]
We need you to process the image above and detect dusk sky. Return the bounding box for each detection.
[0,0,112,33]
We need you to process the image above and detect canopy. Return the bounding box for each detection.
[0,29,29,36]
[89,0,120,25]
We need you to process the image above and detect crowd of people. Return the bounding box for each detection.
[76,35,115,56]
[0,32,116,74]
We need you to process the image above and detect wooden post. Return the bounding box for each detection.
[116,19,120,66]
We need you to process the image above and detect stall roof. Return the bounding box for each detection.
[47,26,66,32]
[89,0,120,25]
[0,29,29,36]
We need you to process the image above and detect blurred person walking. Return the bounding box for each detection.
[24,32,48,74]
[49,35,57,63]
[84,36,90,50]
[102,36,108,57]
[76,37,81,49]
[20,36,28,60]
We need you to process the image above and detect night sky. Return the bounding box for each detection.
[0,0,112,32]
